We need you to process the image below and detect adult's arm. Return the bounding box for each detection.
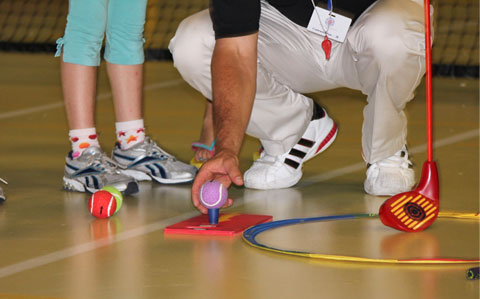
[191,33,258,214]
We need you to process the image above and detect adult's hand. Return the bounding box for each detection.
[191,149,243,214]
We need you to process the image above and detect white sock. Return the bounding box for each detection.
[115,119,145,150]
[69,128,100,159]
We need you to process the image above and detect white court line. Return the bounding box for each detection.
[0,79,183,121]
[302,128,480,185]
[0,128,477,279]
[0,210,199,279]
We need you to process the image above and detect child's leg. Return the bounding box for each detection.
[58,0,139,195]
[61,62,97,130]
[58,0,107,130]
[105,0,147,66]
[106,63,143,123]
[57,0,107,67]
[57,0,107,155]
[105,0,147,149]
[194,100,215,162]
[106,63,145,149]
[106,0,197,183]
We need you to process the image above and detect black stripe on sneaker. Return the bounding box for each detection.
[289,148,306,159]
[92,176,99,190]
[145,164,157,176]
[284,158,300,169]
[297,138,315,148]
[153,163,167,179]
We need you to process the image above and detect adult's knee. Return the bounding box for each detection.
[369,23,424,69]
[350,1,426,109]
[351,0,425,69]
[169,10,215,82]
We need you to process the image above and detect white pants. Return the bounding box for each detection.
[169,0,427,163]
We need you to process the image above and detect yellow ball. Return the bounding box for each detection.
[101,186,123,214]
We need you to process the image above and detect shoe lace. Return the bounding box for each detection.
[142,137,177,161]
[372,149,412,169]
[256,151,285,165]
[0,177,7,185]
[87,151,120,173]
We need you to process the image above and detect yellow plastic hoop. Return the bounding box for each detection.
[242,211,480,264]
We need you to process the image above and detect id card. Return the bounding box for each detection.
[307,7,352,43]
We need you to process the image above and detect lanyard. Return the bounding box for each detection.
[327,0,332,12]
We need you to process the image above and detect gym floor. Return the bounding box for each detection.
[0,52,478,299]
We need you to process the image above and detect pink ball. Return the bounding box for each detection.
[199,180,228,209]
[88,190,117,219]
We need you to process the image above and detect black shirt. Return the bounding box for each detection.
[210,0,376,39]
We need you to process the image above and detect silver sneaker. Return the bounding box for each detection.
[63,146,139,195]
[364,145,415,196]
[0,177,7,202]
[112,137,197,184]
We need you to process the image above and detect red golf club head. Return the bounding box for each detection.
[380,0,439,233]
[379,161,439,232]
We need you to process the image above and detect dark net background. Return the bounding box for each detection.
[0,0,478,77]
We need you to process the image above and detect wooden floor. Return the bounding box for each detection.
[0,52,478,299]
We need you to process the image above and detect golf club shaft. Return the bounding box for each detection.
[425,0,433,162]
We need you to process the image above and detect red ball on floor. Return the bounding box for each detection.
[88,190,117,219]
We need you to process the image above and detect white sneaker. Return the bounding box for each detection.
[364,145,415,196]
[244,108,338,190]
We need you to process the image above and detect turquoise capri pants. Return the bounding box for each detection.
[55,0,148,66]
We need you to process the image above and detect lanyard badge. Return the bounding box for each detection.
[307,0,352,60]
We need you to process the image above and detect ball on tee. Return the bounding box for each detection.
[199,180,228,209]
[101,185,123,214]
[88,190,117,219]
